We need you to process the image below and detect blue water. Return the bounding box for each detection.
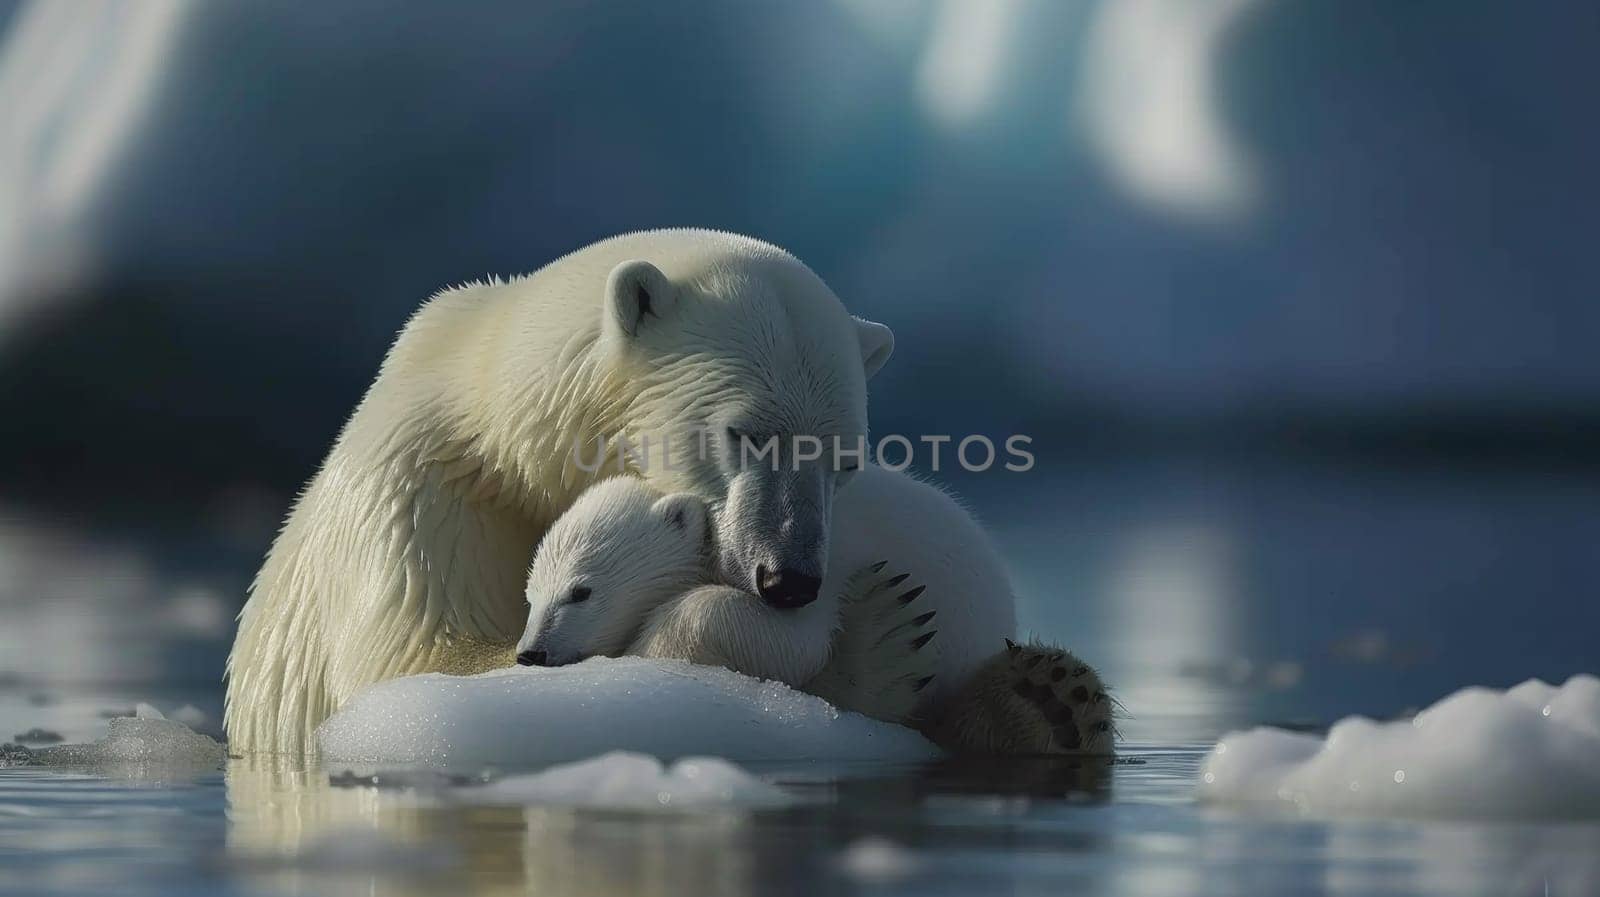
[2,460,1597,896]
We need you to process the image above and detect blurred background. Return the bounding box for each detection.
[1,0,1596,741]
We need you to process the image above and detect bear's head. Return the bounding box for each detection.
[595,241,893,610]
[516,477,709,667]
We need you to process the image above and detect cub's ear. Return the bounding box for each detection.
[853,316,894,380]
[604,260,678,340]
[652,493,708,543]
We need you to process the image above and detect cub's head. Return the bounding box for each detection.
[594,233,893,611]
[516,477,709,667]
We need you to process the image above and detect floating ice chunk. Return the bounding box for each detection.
[318,657,938,769]
[1200,674,1600,819]
[460,751,790,809]
[25,713,225,768]
[91,715,225,764]
[1,743,34,767]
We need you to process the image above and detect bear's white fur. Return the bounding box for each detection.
[226,229,895,753]
[517,466,1016,724]
[809,462,1017,714]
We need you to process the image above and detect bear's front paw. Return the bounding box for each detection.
[806,562,939,725]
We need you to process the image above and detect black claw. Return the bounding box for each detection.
[913,675,935,692]
[870,560,888,573]
[885,573,910,588]
[1095,721,1112,733]
[911,610,937,626]
[897,585,927,605]
[1073,666,1089,677]
[1004,638,1019,654]
[911,631,937,651]
[1093,692,1107,704]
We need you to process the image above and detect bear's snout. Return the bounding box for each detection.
[516,648,549,666]
[755,564,821,609]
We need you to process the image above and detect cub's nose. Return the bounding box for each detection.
[516,649,548,667]
[755,564,821,609]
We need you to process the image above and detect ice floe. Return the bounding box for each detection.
[1200,674,1600,819]
[317,657,937,769]
[9,703,225,769]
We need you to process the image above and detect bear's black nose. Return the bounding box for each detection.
[517,649,548,667]
[755,565,821,609]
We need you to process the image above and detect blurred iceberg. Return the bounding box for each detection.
[2,1,1598,506]
[1076,0,1260,217]
[0,0,191,322]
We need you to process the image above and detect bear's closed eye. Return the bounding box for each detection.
[568,586,592,604]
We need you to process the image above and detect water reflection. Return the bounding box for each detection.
[1105,522,1246,738]
[227,756,501,896]
[221,753,1119,897]
[227,756,821,897]
[1320,821,1600,896]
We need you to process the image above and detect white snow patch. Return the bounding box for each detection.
[460,751,789,810]
[1200,675,1600,819]
[317,657,938,769]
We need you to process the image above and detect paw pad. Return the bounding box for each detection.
[1000,640,1115,755]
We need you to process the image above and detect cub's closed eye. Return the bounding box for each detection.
[567,586,592,604]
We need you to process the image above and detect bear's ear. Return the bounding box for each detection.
[604,260,679,340]
[853,317,894,380]
[652,493,708,543]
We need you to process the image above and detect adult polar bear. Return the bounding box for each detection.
[227,229,1009,753]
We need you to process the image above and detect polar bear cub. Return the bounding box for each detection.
[516,475,1116,754]
[516,476,938,724]
[516,477,712,667]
